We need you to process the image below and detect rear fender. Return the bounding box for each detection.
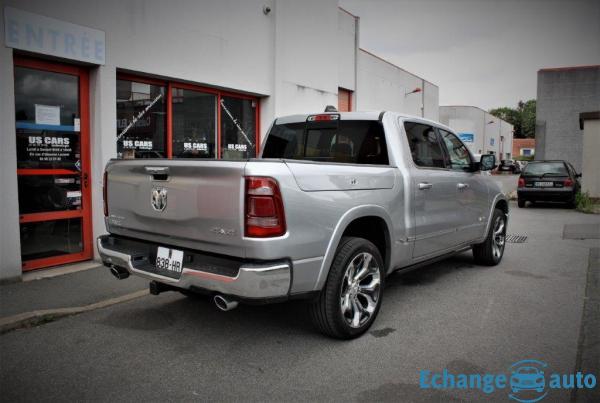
[313,205,393,291]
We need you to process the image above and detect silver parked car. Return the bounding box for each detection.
[98,111,508,338]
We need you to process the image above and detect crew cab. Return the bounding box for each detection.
[98,111,508,339]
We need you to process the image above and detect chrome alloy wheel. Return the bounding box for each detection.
[340,252,381,328]
[492,215,506,260]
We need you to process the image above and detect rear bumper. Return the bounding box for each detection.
[517,188,574,201]
[97,235,291,299]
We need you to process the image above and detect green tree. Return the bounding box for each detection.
[520,100,536,138]
[489,99,536,139]
[489,106,521,136]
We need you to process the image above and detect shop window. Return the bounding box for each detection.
[220,96,257,159]
[116,78,166,158]
[116,73,259,160]
[172,88,216,158]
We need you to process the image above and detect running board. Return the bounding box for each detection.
[390,246,472,276]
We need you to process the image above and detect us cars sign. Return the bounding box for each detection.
[4,6,105,65]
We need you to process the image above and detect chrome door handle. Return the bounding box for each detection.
[418,182,433,190]
[457,183,469,190]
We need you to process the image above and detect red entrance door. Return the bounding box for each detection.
[14,57,93,271]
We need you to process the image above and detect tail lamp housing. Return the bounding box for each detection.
[518,177,525,188]
[245,177,286,237]
[564,178,573,187]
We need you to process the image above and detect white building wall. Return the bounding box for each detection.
[6,0,276,94]
[356,49,438,118]
[439,106,486,155]
[500,120,514,159]
[273,0,339,117]
[337,9,357,92]
[423,81,439,121]
[483,113,502,155]
[356,50,406,112]
[0,28,21,282]
[440,106,513,159]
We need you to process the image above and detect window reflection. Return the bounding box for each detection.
[172,88,216,158]
[18,175,82,214]
[20,218,83,261]
[220,96,256,159]
[116,79,166,158]
[15,67,79,126]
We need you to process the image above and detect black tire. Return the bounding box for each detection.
[566,195,576,209]
[473,208,507,266]
[518,198,525,208]
[309,237,384,339]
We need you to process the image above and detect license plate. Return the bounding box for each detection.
[156,247,184,274]
[534,181,554,187]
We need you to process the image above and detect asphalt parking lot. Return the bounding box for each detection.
[1,201,598,402]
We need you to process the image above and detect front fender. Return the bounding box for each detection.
[476,193,509,244]
[313,204,394,291]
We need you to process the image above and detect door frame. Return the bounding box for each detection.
[14,56,93,271]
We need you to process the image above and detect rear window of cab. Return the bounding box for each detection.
[262,120,389,165]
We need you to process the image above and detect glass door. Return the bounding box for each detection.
[14,57,92,271]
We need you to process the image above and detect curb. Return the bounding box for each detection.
[0,289,149,334]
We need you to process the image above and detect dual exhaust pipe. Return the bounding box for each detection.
[108,264,238,311]
[108,264,129,280]
[213,294,238,311]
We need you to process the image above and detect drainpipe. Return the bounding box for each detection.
[482,112,487,153]
[353,14,360,110]
[421,79,425,117]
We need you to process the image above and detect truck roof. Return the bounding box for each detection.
[274,111,453,132]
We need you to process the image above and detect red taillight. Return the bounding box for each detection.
[245,177,286,237]
[103,171,108,217]
[564,178,573,187]
[518,177,525,188]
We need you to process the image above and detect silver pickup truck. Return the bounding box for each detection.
[98,111,508,339]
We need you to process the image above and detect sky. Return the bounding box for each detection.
[339,0,600,111]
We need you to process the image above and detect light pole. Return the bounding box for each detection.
[405,87,422,117]
[484,120,494,154]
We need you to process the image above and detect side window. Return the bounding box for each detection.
[403,122,446,168]
[439,129,472,171]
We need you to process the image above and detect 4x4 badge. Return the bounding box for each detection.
[151,187,167,211]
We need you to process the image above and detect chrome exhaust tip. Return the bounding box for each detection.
[109,265,129,280]
[214,295,238,311]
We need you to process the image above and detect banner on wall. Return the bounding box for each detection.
[458,132,474,143]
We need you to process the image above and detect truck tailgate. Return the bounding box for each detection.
[105,159,246,255]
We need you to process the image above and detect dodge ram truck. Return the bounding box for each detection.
[98,111,508,339]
